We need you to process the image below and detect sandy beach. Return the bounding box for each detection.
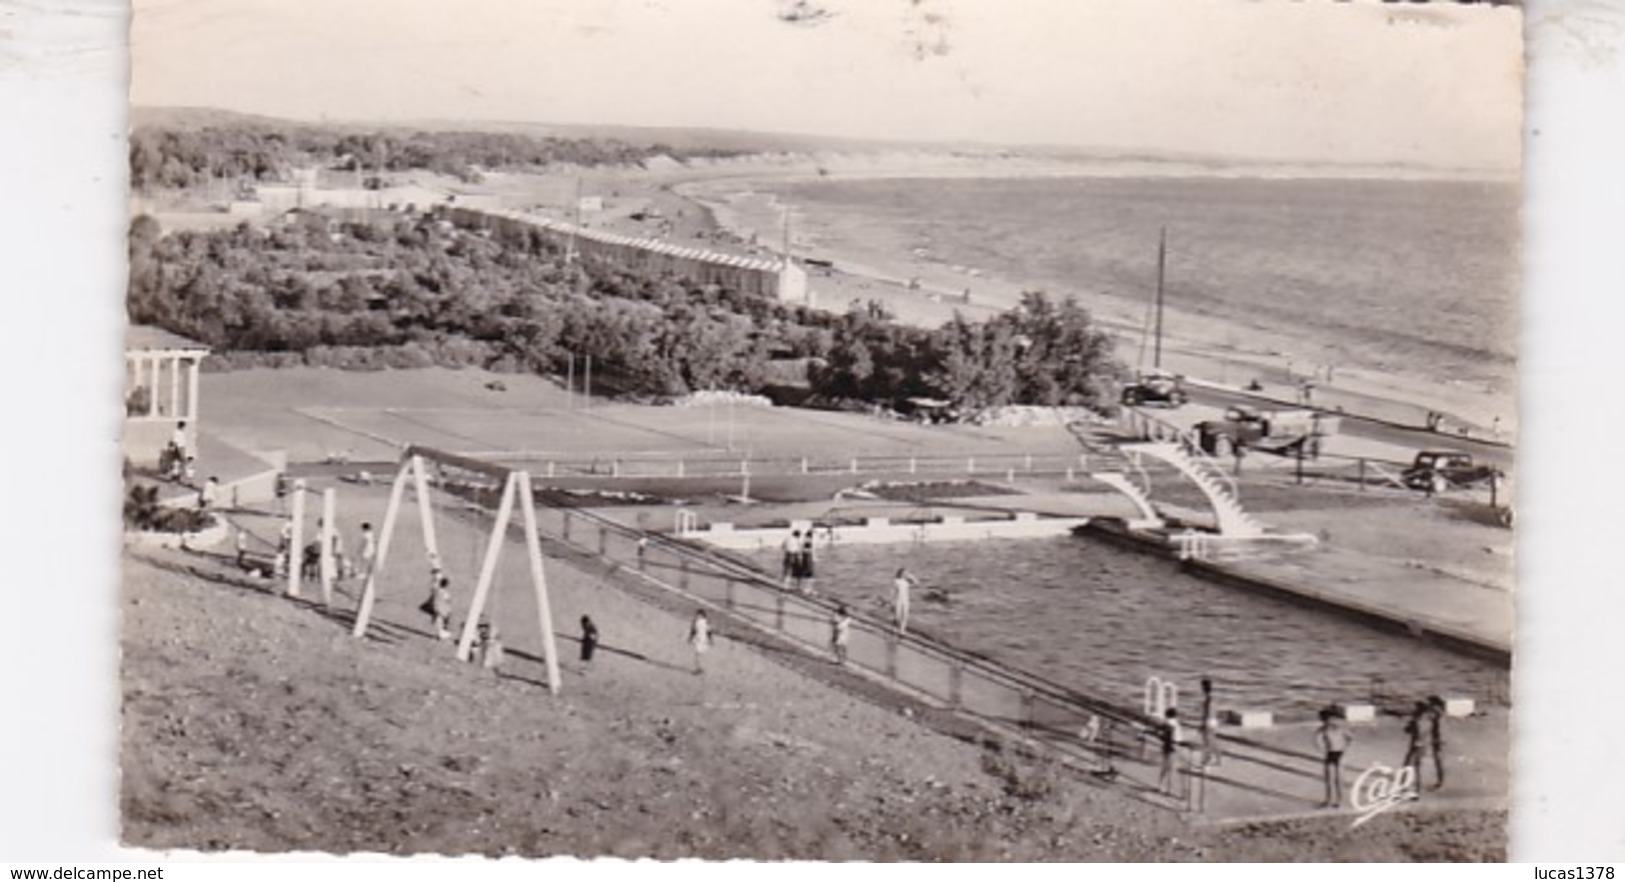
[476,152,1516,437]
[679,160,1516,436]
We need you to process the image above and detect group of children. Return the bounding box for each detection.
[779,529,818,594]
[272,519,377,587]
[160,421,195,484]
[1149,683,1449,810]
[1154,679,1225,798]
[418,555,507,673]
[161,421,226,517]
[1312,694,1447,809]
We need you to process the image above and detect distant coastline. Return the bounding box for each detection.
[668,160,1517,434]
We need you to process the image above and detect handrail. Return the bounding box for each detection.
[554,502,1158,732]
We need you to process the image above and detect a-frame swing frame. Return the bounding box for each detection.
[351,445,562,694]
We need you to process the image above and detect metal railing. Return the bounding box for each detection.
[470,451,1091,483]
[523,502,1166,765]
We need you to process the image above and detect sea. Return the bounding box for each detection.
[763,175,1520,393]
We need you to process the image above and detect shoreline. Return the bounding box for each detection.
[662,162,1516,437]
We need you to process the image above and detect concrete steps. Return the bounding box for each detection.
[1088,471,1163,529]
[1128,441,1266,538]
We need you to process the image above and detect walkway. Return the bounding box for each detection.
[1219,549,1513,660]
[150,431,282,508]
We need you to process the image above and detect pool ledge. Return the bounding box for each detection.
[684,514,1092,550]
[1076,520,1512,666]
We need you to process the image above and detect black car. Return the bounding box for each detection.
[1120,371,1188,407]
[1402,450,1499,493]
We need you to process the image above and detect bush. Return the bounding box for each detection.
[979,739,1060,803]
[123,483,213,534]
[125,386,152,416]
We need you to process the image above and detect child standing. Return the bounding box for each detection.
[798,530,816,595]
[1401,701,1431,799]
[330,529,349,581]
[1315,707,1354,808]
[431,576,453,641]
[687,609,712,675]
[476,622,504,675]
[892,568,917,634]
[357,522,376,582]
[781,529,801,589]
[580,615,599,673]
[197,476,220,513]
[830,604,851,664]
[1158,708,1184,796]
[276,520,293,576]
[1198,678,1222,769]
[1426,695,1447,790]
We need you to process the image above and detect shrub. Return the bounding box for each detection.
[123,483,214,534]
[125,386,152,416]
[979,740,1060,803]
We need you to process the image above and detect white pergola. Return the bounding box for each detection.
[124,325,209,425]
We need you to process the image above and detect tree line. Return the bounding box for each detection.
[129,124,743,193]
[127,209,1121,414]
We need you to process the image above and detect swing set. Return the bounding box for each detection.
[311,446,563,694]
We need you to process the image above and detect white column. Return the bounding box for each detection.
[287,480,306,598]
[517,474,561,695]
[319,489,336,607]
[146,355,159,417]
[126,355,138,412]
[187,357,201,422]
[352,461,413,639]
[169,355,181,420]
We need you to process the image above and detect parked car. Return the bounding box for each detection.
[1401,450,1500,494]
[1120,371,1188,407]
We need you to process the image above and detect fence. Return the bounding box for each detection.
[516,501,1175,779]
[1116,407,1415,493]
[473,451,1095,484]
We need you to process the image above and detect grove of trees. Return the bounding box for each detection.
[127,209,1122,414]
[129,124,743,193]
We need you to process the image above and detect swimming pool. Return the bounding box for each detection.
[751,535,1507,718]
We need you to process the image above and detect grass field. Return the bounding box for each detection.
[203,366,1085,465]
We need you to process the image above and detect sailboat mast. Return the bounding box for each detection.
[1153,226,1167,370]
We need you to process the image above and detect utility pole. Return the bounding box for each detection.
[1154,226,1167,370]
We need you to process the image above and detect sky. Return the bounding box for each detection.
[130,0,1525,170]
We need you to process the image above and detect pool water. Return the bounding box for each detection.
[752,536,1507,718]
